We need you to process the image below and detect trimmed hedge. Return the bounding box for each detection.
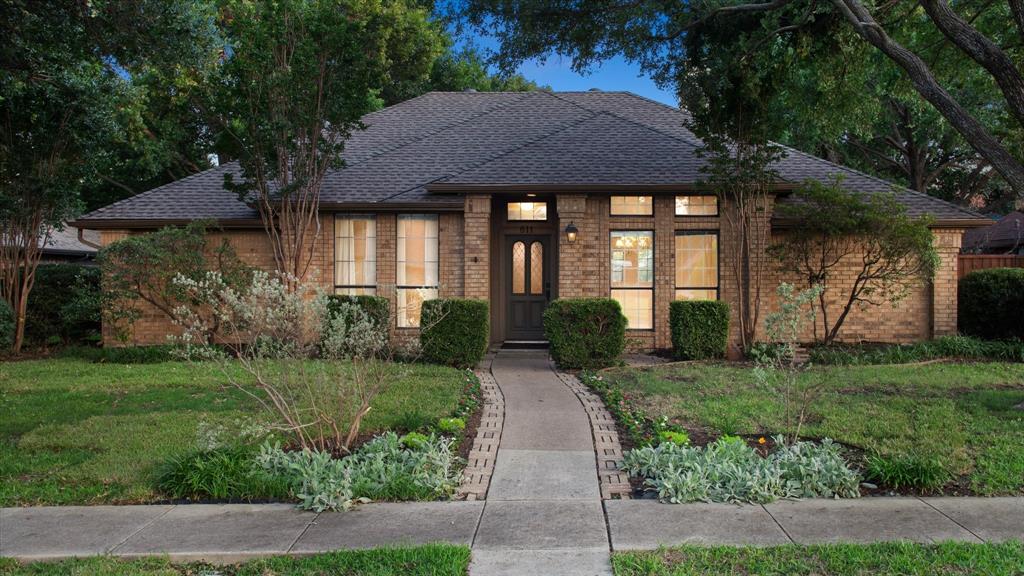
[420,298,489,368]
[543,298,626,369]
[669,300,730,360]
[959,268,1024,340]
[808,335,1024,365]
[0,298,14,350]
[25,263,101,345]
[325,294,390,331]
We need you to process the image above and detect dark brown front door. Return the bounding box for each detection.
[506,235,550,340]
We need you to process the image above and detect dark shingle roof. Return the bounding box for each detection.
[76,90,985,226]
[962,211,1022,252]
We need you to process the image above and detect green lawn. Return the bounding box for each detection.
[0,544,470,576]
[604,362,1024,494]
[612,542,1024,575]
[0,358,468,505]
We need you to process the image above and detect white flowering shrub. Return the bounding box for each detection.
[172,271,393,453]
[321,301,387,360]
[623,435,861,504]
[257,432,462,512]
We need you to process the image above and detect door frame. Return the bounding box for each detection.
[489,195,559,344]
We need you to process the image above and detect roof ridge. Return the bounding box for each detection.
[389,100,601,197]
[546,91,705,150]
[80,163,236,220]
[340,91,537,170]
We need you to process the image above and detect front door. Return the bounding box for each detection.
[506,235,550,340]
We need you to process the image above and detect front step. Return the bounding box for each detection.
[501,340,549,350]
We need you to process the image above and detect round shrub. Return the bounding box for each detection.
[0,298,14,350]
[958,268,1024,340]
[325,294,390,331]
[669,300,730,360]
[420,298,489,368]
[543,298,626,369]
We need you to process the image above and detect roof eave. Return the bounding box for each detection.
[772,217,991,230]
[426,182,799,193]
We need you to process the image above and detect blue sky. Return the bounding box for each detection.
[463,31,678,106]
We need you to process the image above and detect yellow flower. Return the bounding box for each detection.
[758,437,767,445]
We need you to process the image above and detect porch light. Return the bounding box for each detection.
[565,222,579,244]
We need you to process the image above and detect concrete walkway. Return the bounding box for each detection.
[469,351,610,576]
[2,351,1024,570]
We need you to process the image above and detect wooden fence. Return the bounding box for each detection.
[958,254,1024,279]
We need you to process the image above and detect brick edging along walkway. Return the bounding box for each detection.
[457,358,504,500]
[552,367,632,500]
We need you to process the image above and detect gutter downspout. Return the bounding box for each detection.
[77,227,102,250]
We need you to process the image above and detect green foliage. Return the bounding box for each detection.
[657,430,690,446]
[258,432,461,511]
[866,454,949,491]
[97,221,251,340]
[772,179,938,344]
[156,445,290,501]
[580,371,656,446]
[325,294,390,332]
[437,417,466,434]
[669,300,730,360]
[544,298,627,369]
[612,542,1024,576]
[623,435,861,504]
[0,544,473,576]
[809,336,1024,365]
[399,432,430,449]
[24,264,101,346]
[420,299,489,368]
[959,268,1024,340]
[0,299,13,351]
[383,46,543,105]
[58,344,178,364]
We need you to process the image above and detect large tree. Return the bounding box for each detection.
[213,0,443,282]
[461,0,1024,198]
[0,0,219,352]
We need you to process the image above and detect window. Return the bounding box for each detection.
[507,201,547,221]
[511,240,545,295]
[675,195,718,216]
[611,230,654,329]
[675,232,718,300]
[397,214,439,327]
[610,196,653,216]
[335,215,376,295]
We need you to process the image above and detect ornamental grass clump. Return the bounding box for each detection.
[622,435,861,504]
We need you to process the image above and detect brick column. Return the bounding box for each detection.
[439,213,465,297]
[556,194,588,298]
[932,228,964,337]
[463,195,491,299]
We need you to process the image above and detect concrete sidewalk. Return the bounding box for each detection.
[3,497,1023,563]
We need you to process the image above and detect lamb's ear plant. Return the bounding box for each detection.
[753,283,824,445]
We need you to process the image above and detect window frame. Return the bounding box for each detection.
[334,214,377,296]
[610,229,655,331]
[674,230,720,301]
[674,194,720,217]
[610,195,654,217]
[506,201,549,222]
[396,214,440,328]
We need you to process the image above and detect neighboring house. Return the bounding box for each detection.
[41,225,100,264]
[961,211,1024,254]
[73,91,987,350]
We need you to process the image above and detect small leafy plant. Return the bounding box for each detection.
[657,430,691,446]
[623,435,861,504]
[437,417,466,434]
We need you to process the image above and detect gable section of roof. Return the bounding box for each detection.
[437,111,705,186]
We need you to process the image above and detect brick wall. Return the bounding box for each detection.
[463,195,491,300]
[99,212,465,347]
[553,194,963,352]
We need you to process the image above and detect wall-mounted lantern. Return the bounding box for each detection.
[564,222,579,244]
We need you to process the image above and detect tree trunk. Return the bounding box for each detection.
[830,0,1024,196]
[919,0,1024,127]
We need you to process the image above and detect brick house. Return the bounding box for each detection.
[73,91,987,351]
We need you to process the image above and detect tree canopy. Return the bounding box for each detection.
[460,0,1023,205]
